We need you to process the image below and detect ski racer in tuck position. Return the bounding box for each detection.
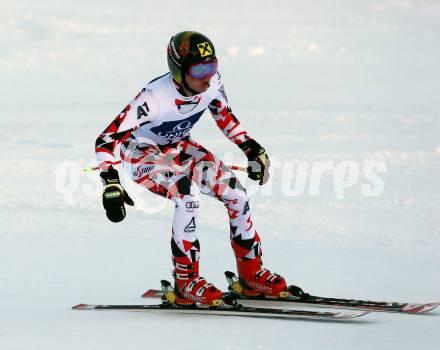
[95,31,288,305]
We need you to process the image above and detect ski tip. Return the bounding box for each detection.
[336,311,370,319]
[142,289,158,298]
[426,302,440,312]
[401,302,440,314]
[72,303,89,310]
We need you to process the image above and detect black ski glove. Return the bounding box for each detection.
[100,166,134,223]
[238,139,270,185]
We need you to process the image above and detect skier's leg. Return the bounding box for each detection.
[124,143,222,304]
[183,139,288,297]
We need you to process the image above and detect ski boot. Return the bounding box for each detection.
[234,257,288,298]
[171,257,223,306]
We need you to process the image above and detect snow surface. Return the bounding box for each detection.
[1,0,440,349]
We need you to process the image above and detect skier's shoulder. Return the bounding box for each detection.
[206,71,224,98]
[144,72,171,95]
[211,71,223,89]
[147,72,171,86]
[136,72,172,107]
[140,72,174,106]
[128,76,166,120]
[206,71,229,104]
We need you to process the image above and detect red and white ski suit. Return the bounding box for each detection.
[95,72,262,268]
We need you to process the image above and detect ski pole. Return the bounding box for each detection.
[83,161,246,173]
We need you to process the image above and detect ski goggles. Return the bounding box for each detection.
[187,58,218,80]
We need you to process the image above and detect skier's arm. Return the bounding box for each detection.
[208,76,269,185]
[208,88,251,147]
[95,88,156,222]
[95,88,155,171]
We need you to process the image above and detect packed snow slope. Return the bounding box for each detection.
[1,1,439,349]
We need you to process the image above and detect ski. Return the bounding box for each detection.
[141,272,440,314]
[73,279,367,321]
[220,293,440,314]
[72,302,368,321]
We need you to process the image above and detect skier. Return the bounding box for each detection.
[95,31,287,305]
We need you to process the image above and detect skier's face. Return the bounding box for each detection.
[184,73,212,93]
